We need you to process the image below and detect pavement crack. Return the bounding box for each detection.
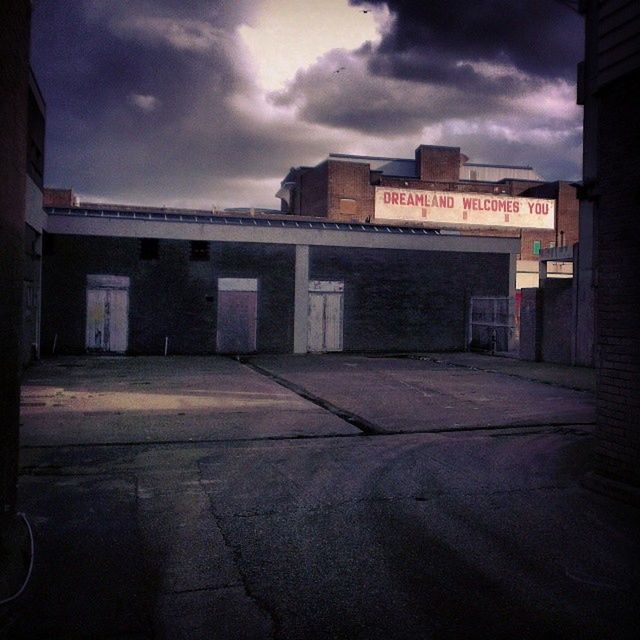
[413,355,594,393]
[240,359,386,436]
[196,460,282,640]
[165,583,244,595]
[19,422,595,459]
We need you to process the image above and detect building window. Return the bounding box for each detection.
[339,198,357,215]
[43,232,55,256]
[139,238,159,260]
[532,240,542,256]
[190,241,210,261]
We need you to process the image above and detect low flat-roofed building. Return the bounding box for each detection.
[40,190,519,356]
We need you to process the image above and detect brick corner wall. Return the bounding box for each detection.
[594,67,640,490]
[415,145,461,182]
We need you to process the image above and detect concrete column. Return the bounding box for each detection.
[508,252,517,352]
[539,259,548,286]
[293,244,309,354]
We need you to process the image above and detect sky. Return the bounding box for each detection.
[31,0,584,210]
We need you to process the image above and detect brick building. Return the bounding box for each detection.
[579,0,640,503]
[277,145,579,290]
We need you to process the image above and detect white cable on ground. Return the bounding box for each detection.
[0,513,35,605]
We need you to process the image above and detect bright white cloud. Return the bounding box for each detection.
[128,93,160,112]
[513,79,581,121]
[115,16,228,52]
[237,0,390,91]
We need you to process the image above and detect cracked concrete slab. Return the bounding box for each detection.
[8,354,637,639]
[247,354,596,433]
[20,356,359,446]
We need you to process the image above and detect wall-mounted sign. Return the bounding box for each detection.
[374,187,555,229]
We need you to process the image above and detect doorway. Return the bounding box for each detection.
[216,278,258,353]
[85,275,130,353]
[308,281,344,352]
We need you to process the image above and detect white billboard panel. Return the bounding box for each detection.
[374,187,555,230]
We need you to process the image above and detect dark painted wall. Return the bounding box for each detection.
[541,279,573,365]
[212,242,296,353]
[42,235,509,355]
[41,236,296,355]
[310,246,510,352]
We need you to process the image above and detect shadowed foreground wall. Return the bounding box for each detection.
[0,0,30,514]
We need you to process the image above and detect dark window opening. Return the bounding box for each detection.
[43,232,55,256]
[190,241,210,261]
[139,238,159,260]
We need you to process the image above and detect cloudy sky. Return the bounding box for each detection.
[31,0,584,210]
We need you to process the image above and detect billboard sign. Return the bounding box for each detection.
[374,187,555,229]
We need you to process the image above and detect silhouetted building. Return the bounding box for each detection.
[579,0,640,503]
[0,0,32,516]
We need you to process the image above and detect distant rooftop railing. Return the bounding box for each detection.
[45,207,442,236]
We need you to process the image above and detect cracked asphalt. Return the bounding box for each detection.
[3,354,638,639]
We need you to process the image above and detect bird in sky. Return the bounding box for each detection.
[334,66,346,73]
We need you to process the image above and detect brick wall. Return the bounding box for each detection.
[556,182,580,248]
[41,236,296,355]
[311,246,510,352]
[44,188,75,207]
[415,145,461,182]
[299,162,329,217]
[327,160,374,220]
[42,234,510,356]
[314,160,572,265]
[593,68,640,488]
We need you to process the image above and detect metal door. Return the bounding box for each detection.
[216,278,258,353]
[469,296,514,353]
[307,281,344,352]
[85,275,129,353]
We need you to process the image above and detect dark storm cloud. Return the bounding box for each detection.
[273,0,582,135]
[31,0,584,207]
[351,0,583,82]
[269,0,583,180]
[31,0,319,207]
[270,47,550,135]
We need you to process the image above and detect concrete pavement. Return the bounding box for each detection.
[248,353,595,433]
[3,354,637,639]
